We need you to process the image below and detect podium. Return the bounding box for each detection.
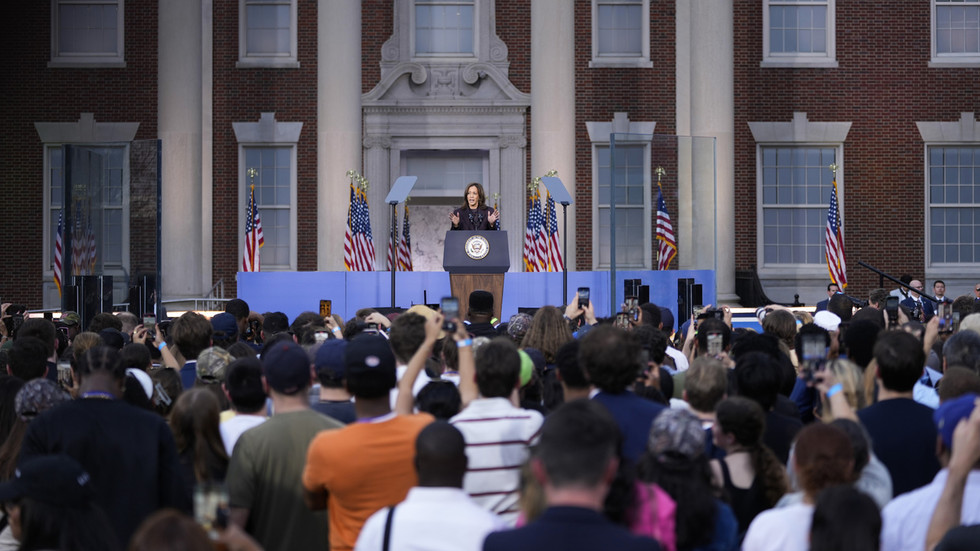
[443,231,509,322]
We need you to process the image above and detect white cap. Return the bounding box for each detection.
[813,310,842,332]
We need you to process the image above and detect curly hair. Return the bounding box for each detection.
[521,306,573,364]
[715,397,789,507]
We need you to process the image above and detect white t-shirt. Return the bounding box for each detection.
[742,502,813,551]
[354,487,504,551]
[220,414,267,456]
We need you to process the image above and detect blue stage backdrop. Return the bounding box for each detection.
[238,270,716,327]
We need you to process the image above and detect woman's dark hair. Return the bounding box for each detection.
[17,496,120,551]
[637,451,718,549]
[149,368,182,417]
[460,182,487,210]
[169,388,229,485]
[75,346,126,381]
[809,486,881,551]
[416,380,462,420]
[121,343,151,371]
[129,508,213,551]
[829,418,871,477]
[715,397,788,507]
[226,341,257,359]
[0,419,27,481]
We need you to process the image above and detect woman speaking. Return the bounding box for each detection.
[449,182,499,230]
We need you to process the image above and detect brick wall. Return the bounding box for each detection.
[1,2,159,307]
[733,1,980,298]
[574,0,677,269]
[212,0,319,298]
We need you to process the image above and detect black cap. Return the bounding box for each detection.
[0,455,95,508]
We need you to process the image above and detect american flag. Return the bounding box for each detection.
[85,222,97,273]
[546,193,564,272]
[532,193,549,272]
[656,184,677,271]
[398,204,413,271]
[71,217,85,276]
[344,184,355,270]
[347,187,377,271]
[242,184,264,272]
[53,209,63,296]
[825,177,847,288]
[523,193,536,272]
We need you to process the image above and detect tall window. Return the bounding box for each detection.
[596,145,649,268]
[244,147,293,269]
[51,0,125,67]
[928,146,980,264]
[760,147,837,265]
[932,0,980,65]
[591,0,651,68]
[402,150,488,196]
[415,0,475,55]
[47,145,128,273]
[239,0,298,67]
[762,0,837,67]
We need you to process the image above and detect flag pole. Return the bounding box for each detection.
[389,198,397,308]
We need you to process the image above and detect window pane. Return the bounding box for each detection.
[760,145,836,265]
[403,150,486,193]
[57,2,119,55]
[246,4,291,55]
[416,3,475,54]
[597,2,642,56]
[936,5,980,54]
[769,2,828,54]
[928,146,980,264]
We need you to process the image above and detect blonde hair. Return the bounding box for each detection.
[819,359,867,418]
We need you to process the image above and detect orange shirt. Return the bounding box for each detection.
[303,413,434,551]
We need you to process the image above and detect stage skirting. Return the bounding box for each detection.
[238,270,716,326]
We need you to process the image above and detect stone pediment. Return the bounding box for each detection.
[363,61,530,106]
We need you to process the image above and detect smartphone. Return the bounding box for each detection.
[938,303,953,333]
[885,296,899,329]
[801,333,827,382]
[626,297,639,321]
[144,315,156,339]
[615,312,630,329]
[953,311,962,333]
[194,482,230,541]
[57,360,73,390]
[577,287,590,310]
[441,297,459,333]
[707,332,723,356]
[693,305,705,319]
[319,299,332,318]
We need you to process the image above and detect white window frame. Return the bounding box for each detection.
[749,113,852,280]
[930,0,980,67]
[590,0,652,68]
[761,0,837,68]
[237,0,300,69]
[918,113,980,273]
[586,115,656,270]
[233,113,302,271]
[50,0,126,68]
[411,0,478,59]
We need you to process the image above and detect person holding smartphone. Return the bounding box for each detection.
[449,183,499,231]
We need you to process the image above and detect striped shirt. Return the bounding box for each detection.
[451,397,544,525]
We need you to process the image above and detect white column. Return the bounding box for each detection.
[363,136,391,269]
[159,0,204,298]
[499,137,527,271]
[318,0,362,270]
[531,0,576,273]
[675,0,694,270]
[689,0,736,301]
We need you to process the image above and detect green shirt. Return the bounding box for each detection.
[226,409,343,550]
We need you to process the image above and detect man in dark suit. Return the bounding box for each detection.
[815,282,840,312]
[900,279,935,322]
[482,400,660,551]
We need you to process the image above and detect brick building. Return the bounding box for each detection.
[2,1,978,310]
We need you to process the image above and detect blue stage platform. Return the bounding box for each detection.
[238,270,716,325]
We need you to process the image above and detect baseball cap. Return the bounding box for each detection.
[0,455,94,508]
[262,340,311,395]
[210,312,239,340]
[405,304,445,339]
[15,379,70,422]
[61,311,81,327]
[99,328,125,350]
[934,392,979,450]
[344,334,396,389]
[813,311,842,332]
[517,350,534,388]
[648,408,706,462]
[197,346,234,382]
[315,339,348,380]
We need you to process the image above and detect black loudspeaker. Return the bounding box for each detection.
[517,307,540,317]
[139,274,156,318]
[638,285,650,305]
[72,275,112,330]
[677,278,694,322]
[372,307,405,317]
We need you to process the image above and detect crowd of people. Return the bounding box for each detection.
[1,279,980,551]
